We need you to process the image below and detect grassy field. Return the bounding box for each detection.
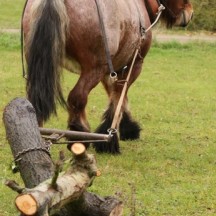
[0,0,25,29]
[0,1,216,215]
[0,32,216,215]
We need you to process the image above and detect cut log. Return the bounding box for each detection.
[15,194,37,215]
[3,97,53,188]
[3,98,123,216]
[13,142,122,216]
[14,148,99,215]
[56,192,124,216]
[71,142,86,155]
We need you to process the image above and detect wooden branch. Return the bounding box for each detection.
[51,151,65,189]
[39,127,112,143]
[5,180,25,194]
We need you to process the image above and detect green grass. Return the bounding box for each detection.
[0,0,25,29]
[0,32,216,215]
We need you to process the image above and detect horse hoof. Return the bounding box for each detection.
[93,133,120,154]
[119,112,141,141]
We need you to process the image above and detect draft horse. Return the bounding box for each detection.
[22,0,193,153]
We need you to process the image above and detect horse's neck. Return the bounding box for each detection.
[144,0,160,23]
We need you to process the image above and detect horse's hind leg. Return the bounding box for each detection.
[67,70,101,133]
[118,60,143,140]
[119,104,141,141]
[96,58,143,141]
[97,83,141,141]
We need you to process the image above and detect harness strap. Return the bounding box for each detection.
[136,1,165,37]
[95,0,165,133]
[109,2,166,132]
[143,4,165,35]
[134,1,146,37]
[110,48,139,131]
[95,0,115,79]
[21,0,29,79]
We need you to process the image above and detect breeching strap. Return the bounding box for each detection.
[94,0,116,78]
[94,0,138,133]
[21,0,29,79]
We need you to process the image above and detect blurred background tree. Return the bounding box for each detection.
[188,0,216,31]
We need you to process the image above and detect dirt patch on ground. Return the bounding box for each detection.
[153,32,216,43]
[0,29,20,34]
[1,29,216,43]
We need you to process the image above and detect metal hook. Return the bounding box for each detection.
[107,128,118,136]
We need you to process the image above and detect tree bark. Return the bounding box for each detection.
[14,144,100,216]
[3,97,53,188]
[3,98,123,216]
[54,192,123,216]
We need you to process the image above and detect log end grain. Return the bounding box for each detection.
[15,194,37,216]
[71,143,86,155]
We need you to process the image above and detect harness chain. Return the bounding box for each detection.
[14,144,51,162]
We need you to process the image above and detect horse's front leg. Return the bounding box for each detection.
[67,70,101,133]
[94,57,143,153]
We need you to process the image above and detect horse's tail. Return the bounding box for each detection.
[26,0,68,122]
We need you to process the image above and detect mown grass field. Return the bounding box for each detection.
[1,1,216,215]
[0,32,216,215]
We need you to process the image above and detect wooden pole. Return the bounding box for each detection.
[39,127,112,142]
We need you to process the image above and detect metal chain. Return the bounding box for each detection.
[14,141,51,162]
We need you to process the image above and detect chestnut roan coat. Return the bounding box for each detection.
[23,0,193,153]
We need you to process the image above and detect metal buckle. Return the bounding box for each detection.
[110,71,118,83]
